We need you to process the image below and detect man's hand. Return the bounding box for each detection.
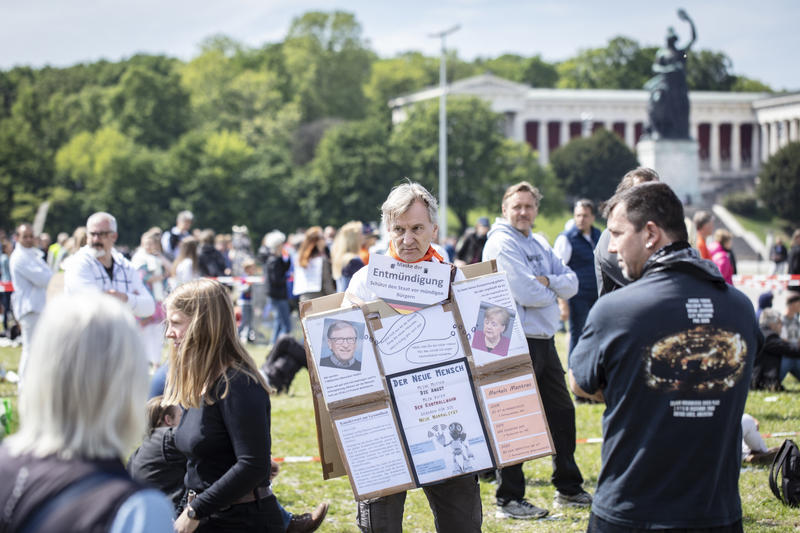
[535,275,550,288]
[174,507,199,533]
[558,298,569,321]
[106,290,128,303]
[568,369,604,403]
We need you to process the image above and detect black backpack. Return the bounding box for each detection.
[769,439,800,507]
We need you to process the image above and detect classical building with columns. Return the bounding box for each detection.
[389,74,800,200]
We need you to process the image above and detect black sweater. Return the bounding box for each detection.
[174,369,271,518]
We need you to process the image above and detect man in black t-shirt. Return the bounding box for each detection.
[570,183,760,532]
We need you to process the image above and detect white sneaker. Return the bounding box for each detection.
[495,499,549,519]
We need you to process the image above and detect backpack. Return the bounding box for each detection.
[769,439,800,507]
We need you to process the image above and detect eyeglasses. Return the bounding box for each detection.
[329,337,357,345]
[88,231,113,238]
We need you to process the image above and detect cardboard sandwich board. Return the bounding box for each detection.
[300,259,553,500]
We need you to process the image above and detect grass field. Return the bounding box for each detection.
[2,328,799,532]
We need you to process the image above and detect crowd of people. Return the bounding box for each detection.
[0,170,799,532]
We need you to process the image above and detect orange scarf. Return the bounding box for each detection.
[387,241,444,263]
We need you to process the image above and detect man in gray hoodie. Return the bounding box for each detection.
[483,181,591,520]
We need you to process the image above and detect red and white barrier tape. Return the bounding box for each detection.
[733,274,800,291]
[0,276,265,293]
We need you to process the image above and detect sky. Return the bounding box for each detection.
[2,0,798,91]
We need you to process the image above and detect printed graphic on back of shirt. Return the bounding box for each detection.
[641,297,748,396]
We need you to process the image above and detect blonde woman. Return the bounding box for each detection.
[331,221,364,292]
[164,279,282,532]
[132,229,172,367]
[0,293,173,532]
[292,226,334,302]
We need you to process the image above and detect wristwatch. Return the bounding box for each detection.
[187,505,198,520]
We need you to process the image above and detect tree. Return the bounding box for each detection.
[51,127,166,241]
[731,76,772,93]
[162,129,260,232]
[474,54,529,82]
[391,97,523,233]
[493,140,564,216]
[549,129,639,203]
[364,53,437,119]
[474,54,558,88]
[757,141,800,225]
[523,55,559,88]
[109,63,191,148]
[282,11,374,122]
[300,118,399,226]
[557,36,654,89]
[686,50,735,91]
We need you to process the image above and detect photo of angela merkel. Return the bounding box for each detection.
[471,305,512,356]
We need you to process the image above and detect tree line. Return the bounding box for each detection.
[0,11,773,244]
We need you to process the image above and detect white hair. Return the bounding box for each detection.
[86,211,118,233]
[265,230,286,253]
[381,181,438,228]
[7,293,149,460]
[177,210,194,223]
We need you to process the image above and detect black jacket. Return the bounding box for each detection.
[751,327,800,391]
[198,244,228,277]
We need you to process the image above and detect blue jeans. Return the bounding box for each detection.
[780,357,800,382]
[270,299,292,345]
[238,301,253,339]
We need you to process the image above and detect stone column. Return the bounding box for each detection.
[751,122,760,170]
[512,116,524,143]
[770,121,780,155]
[731,123,741,172]
[710,122,721,173]
[560,121,569,147]
[790,119,799,143]
[538,120,549,166]
[691,122,700,142]
[761,123,769,162]
[625,121,635,149]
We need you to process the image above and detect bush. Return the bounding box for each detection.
[550,129,639,203]
[722,192,758,216]
[757,141,800,225]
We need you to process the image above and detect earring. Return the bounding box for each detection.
[645,242,653,249]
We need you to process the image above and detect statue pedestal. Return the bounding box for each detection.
[637,139,700,206]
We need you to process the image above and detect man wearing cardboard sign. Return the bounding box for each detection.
[569,183,759,531]
[344,181,482,533]
[482,181,591,519]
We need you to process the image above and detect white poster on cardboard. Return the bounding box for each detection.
[451,273,529,366]
[334,408,414,495]
[365,254,451,313]
[387,359,494,484]
[372,304,464,376]
[303,308,385,404]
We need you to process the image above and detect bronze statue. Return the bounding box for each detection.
[643,9,696,140]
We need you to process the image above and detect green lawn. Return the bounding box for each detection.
[2,330,798,531]
[730,211,792,244]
